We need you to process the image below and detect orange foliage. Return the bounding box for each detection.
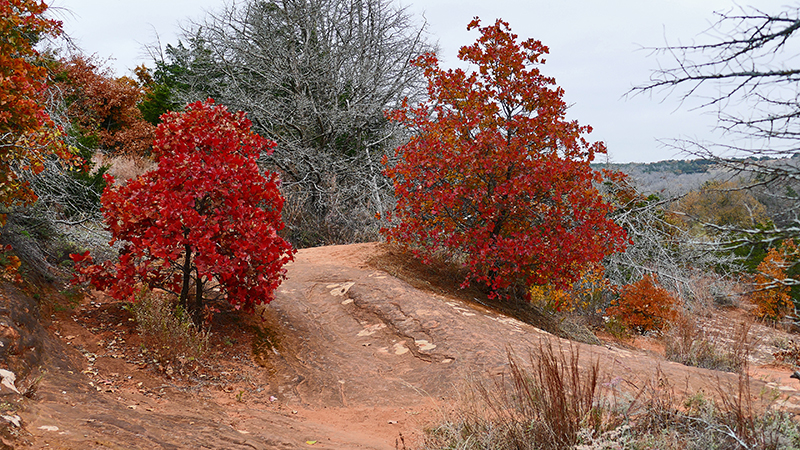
[53,55,155,156]
[0,245,22,283]
[751,241,797,321]
[530,264,614,312]
[606,274,680,333]
[0,0,73,222]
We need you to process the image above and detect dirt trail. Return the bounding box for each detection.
[1,243,799,449]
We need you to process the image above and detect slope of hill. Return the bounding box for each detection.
[0,243,798,449]
[595,157,800,197]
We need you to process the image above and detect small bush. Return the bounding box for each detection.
[604,316,631,341]
[751,242,796,322]
[0,246,22,283]
[606,274,680,334]
[530,264,615,315]
[128,288,209,368]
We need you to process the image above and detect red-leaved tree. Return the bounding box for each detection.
[72,99,294,320]
[383,18,627,297]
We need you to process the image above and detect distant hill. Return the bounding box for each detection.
[592,158,724,196]
[592,158,717,175]
[594,156,800,197]
[596,159,718,175]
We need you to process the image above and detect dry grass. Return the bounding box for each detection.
[425,339,800,450]
[662,314,748,373]
[127,288,209,369]
[682,274,742,310]
[425,342,606,450]
[618,357,800,450]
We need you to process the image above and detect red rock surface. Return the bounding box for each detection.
[0,243,796,449]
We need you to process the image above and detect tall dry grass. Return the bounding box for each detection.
[128,288,209,370]
[425,342,605,450]
[662,315,750,373]
[425,339,800,450]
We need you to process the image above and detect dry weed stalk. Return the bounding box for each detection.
[426,323,800,449]
[426,341,604,450]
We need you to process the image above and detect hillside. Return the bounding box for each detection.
[593,157,800,196]
[593,159,724,196]
[0,243,798,449]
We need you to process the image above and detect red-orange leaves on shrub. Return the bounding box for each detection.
[53,55,155,157]
[751,241,797,322]
[606,274,680,334]
[383,18,627,297]
[71,99,294,318]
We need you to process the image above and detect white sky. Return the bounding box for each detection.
[51,0,793,163]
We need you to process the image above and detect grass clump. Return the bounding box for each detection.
[425,341,800,450]
[662,316,748,374]
[614,368,800,450]
[425,342,607,450]
[128,288,209,369]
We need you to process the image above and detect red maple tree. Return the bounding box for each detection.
[72,100,294,319]
[383,18,627,297]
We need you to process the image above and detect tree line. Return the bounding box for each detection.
[4,0,800,329]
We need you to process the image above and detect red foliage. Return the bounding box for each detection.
[71,100,294,315]
[383,18,627,296]
[0,0,72,220]
[606,274,680,333]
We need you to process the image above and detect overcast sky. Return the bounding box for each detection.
[51,0,793,163]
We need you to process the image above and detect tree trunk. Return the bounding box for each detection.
[179,243,192,312]
[194,272,204,326]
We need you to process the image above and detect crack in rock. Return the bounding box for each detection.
[347,287,441,362]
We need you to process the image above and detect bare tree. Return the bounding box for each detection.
[0,68,112,283]
[599,174,740,306]
[632,4,800,288]
[158,0,432,247]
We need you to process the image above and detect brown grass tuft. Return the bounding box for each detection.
[425,341,605,450]
[128,288,209,370]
